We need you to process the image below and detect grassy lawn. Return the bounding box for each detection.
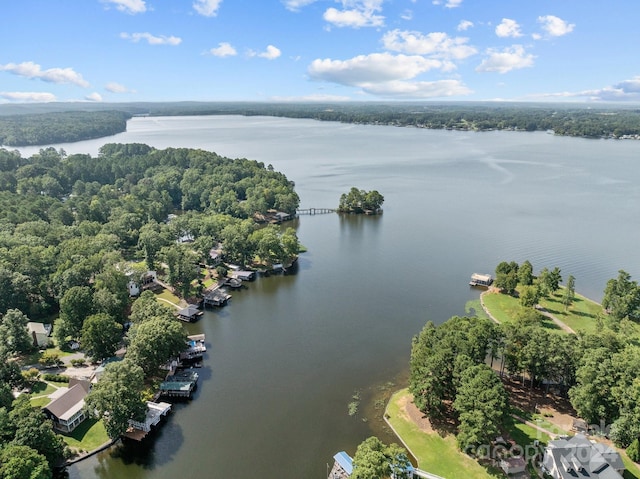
[537,290,603,335]
[481,291,560,332]
[29,381,58,397]
[622,452,640,479]
[155,289,182,309]
[510,407,568,437]
[385,389,500,479]
[30,396,52,408]
[61,418,110,452]
[504,414,552,447]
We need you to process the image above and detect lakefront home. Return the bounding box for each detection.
[43,379,91,433]
[541,434,625,479]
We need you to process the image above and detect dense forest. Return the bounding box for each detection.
[0,143,299,321]
[0,111,131,146]
[2,102,640,146]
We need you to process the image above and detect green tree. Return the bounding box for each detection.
[494,261,518,295]
[80,313,123,361]
[0,309,33,356]
[0,444,51,479]
[549,267,562,292]
[519,285,539,308]
[563,274,576,311]
[9,396,66,467]
[351,436,411,479]
[338,187,384,213]
[138,221,166,270]
[85,360,146,439]
[518,260,534,286]
[126,317,186,377]
[57,286,94,341]
[454,364,509,451]
[129,290,175,324]
[602,270,640,321]
[160,245,200,299]
[627,438,640,463]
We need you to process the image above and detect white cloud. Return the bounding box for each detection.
[105,82,135,93]
[0,91,57,102]
[548,77,640,102]
[85,92,103,102]
[270,93,352,102]
[248,45,281,60]
[120,32,182,45]
[495,18,522,38]
[282,0,318,11]
[323,0,385,28]
[476,45,534,73]
[382,30,477,60]
[457,20,473,31]
[193,0,222,17]
[537,15,575,37]
[209,42,237,57]
[400,9,413,21]
[102,0,146,14]
[0,61,89,87]
[308,52,447,85]
[360,79,472,98]
[432,0,462,8]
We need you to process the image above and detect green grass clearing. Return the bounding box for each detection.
[155,289,182,309]
[481,292,560,331]
[28,381,58,397]
[61,418,110,452]
[30,396,52,408]
[621,451,640,479]
[385,389,500,479]
[537,290,603,335]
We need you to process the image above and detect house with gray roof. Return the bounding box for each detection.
[43,379,91,433]
[542,434,625,479]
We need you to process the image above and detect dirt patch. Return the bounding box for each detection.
[398,394,434,434]
[502,375,577,432]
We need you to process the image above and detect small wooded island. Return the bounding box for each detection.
[337,187,384,214]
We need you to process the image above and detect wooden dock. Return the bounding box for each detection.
[296,208,336,215]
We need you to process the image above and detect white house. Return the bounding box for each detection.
[26,322,52,348]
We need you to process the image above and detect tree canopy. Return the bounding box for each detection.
[338,187,384,214]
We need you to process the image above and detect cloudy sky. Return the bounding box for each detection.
[2,0,639,103]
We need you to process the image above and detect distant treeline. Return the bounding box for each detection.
[2,102,640,145]
[0,110,131,146]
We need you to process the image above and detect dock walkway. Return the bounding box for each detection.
[296,208,336,215]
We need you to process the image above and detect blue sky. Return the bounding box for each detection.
[2,0,640,103]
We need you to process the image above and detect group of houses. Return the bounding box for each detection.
[36,332,206,444]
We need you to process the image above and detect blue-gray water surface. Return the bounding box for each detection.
[16,115,640,479]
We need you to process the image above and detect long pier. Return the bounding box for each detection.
[296,208,336,215]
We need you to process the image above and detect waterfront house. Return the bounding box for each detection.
[26,322,52,348]
[43,379,91,433]
[541,434,625,479]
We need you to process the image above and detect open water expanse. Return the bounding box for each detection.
[16,115,640,479]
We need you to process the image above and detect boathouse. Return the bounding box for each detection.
[159,370,199,398]
[230,270,255,281]
[177,304,203,322]
[180,334,206,361]
[329,452,353,479]
[470,273,493,287]
[203,289,231,307]
[124,401,172,441]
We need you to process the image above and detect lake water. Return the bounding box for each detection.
[16,115,640,479]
